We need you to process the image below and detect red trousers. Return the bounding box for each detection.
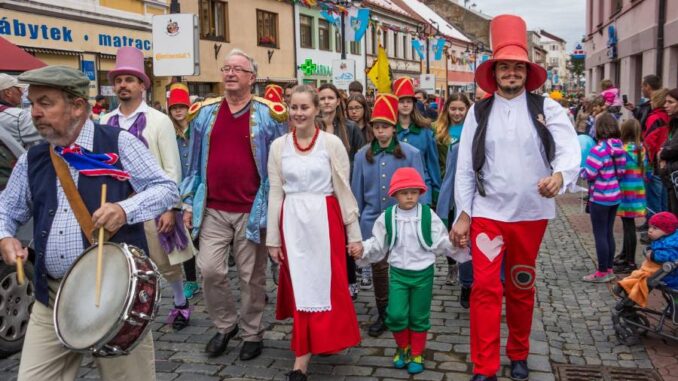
[470,217,548,376]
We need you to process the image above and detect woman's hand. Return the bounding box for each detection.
[347,242,364,259]
[268,246,284,264]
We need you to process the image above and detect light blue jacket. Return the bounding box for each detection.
[437,143,460,227]
[180,97,287,243]
[396,124,442,201]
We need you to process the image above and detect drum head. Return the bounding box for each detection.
[55,243,131,350]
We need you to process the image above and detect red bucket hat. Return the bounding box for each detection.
[264,84,284,104]
[388,167,427,196]
[168,83,190,108]
[475,14,547,94]
[371,93,399,126]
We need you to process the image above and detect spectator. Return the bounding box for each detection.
[283,82,297,105]
[658,88,678,215]
[600,79,623,117]
[91,95,108,120]
[0,73,41,149]
[348,80,363,96]
[625,75,662,132]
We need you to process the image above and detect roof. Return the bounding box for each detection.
[398,0,471,43]
[363,0,412,18]
[0,37,46,72]
[539,29,567,44]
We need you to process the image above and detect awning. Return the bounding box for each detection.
[0,36,46,72]
[22,47,82,56]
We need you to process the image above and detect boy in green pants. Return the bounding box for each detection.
[352,167,469,374]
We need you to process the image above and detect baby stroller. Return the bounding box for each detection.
[611,260,678,345]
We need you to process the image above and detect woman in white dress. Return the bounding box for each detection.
[267,85,363,381]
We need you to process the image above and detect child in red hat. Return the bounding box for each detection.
[352,167,469,375]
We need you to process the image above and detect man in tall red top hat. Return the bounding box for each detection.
[450,15,580,381]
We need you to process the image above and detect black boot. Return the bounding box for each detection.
[368,306,387,337]
[460,286,471,309]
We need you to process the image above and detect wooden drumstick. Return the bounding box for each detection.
[95,184,107,307]
[16,255,24,286]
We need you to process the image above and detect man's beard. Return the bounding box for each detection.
[36,116,82,147]
[498,83,524,95]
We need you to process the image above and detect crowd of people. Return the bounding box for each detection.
[0,12,676,381]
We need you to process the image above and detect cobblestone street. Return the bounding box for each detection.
[1,193,676,380]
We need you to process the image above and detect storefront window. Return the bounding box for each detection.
[257,10,279,48]
[350,40,361,55]
[199,0,229,41]
[300,15,313,48]
[319,20,330,51]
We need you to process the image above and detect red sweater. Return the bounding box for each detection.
[206,101,260,213]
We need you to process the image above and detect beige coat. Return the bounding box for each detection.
[267,131,361,247]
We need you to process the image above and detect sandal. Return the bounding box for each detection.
[168,302,191,330]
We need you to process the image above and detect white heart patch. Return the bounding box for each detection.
[475,233,504,262]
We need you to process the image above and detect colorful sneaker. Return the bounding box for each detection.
[183,281,200,300]
[582,271,612,283]
[360,276,372,290]
[407,354,424,374]
[393,346,410,369]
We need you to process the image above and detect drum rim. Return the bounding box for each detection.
[53,242,137,352]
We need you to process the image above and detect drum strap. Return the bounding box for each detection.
[50,146,95,244]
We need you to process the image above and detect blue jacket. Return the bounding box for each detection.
[396,124,441,202]
[437,143,460,227]
[180,97,287,243]
[351,141,427,239]
[650,231,678,289]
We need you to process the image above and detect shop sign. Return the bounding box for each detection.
[299,59,331,77]
[152,14,200,76]
[0,10,152,54]
[418,74,435,92]
[81,60,96,81]
[331,59,355,90]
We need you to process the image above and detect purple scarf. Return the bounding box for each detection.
[107,112,148,147]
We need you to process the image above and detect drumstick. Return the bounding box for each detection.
[95,184,107,307]
[16,256,24,285]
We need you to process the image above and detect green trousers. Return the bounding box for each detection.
[385,265,434,332]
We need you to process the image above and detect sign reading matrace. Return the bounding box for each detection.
[152,14,199,76]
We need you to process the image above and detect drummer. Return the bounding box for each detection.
[0,66,178,380]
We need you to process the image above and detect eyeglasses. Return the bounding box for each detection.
[220,65,254,74]
[347,106,364,111]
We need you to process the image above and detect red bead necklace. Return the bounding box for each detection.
[293,127,320,152]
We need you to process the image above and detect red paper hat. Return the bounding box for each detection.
[393,77,416,99]
[475,14,547,93]
[388,167,427,196]
[370,93,399,126]
[168,83,190,108]
[264,84,284,104]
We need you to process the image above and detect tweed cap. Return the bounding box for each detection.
[18,66,90,99]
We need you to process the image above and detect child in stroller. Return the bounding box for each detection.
[612,212,678,345]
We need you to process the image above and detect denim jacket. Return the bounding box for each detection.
[180,96,287,243]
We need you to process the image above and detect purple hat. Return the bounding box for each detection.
[107,47,151,89]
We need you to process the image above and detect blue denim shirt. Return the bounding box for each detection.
[180,97,287,243]
[176,132,191,180]
[437,143,460,227]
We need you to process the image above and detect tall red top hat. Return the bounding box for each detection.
[388,167,427,196]
[393,77,416,99]
[370,93,399,126]
[264,84,284,104]
[475,14,547,93]
[168,83,190,108]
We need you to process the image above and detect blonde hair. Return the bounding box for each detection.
[600,79,613,90]
[651,88,669,109]
[434,93,470,145]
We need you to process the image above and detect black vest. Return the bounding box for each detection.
[27,124,148,305]
[472,93,555,196]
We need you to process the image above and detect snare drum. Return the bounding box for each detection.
[54,242,161,357]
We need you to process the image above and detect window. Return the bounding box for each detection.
[611,0,623,15]
[319,19,330,50]
[335,26,342,53]
[403,35,408,59]
[350,40,361,55]
[371,25,377,53]
[300,15,313,48]
[199,0,229,41]
[383,30,389,56]
[256,10,278,48]
[394,32,399,58]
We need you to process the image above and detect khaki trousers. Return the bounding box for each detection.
[198,208,267,341]
[144,220,184,282]
[18,298,155,381]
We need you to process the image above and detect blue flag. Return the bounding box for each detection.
[348,8,370,42]
[412,39,425,60]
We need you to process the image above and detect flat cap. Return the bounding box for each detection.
[18,66,90,99]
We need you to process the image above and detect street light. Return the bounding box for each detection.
[465,41,485,97]
[426,19,440,75]
[337,0,362,60]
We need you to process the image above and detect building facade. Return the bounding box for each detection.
[539,30,569,90]
[584,0,678,102]
[293,5,366,89]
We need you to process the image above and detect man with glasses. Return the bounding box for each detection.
[0,73,41,149]
[181,49,287,360]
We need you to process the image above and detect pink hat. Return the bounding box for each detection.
[107,47,151,89]
[474,15,547,93]
[388,167,427,196]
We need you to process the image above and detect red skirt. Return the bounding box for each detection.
[276,195,361,357]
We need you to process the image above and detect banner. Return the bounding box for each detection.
[412,39,425,60]
[347,8,370,42]
[368,44,391,93]
[433,38,446,61]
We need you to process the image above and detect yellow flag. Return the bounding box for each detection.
[367,44,391,94]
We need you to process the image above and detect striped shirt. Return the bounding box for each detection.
[617,143,646,218]
[581,138,627,206]
[0,120,178,278]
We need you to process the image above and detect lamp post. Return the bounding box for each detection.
[338,1,362,60]
[465,41,484,98]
